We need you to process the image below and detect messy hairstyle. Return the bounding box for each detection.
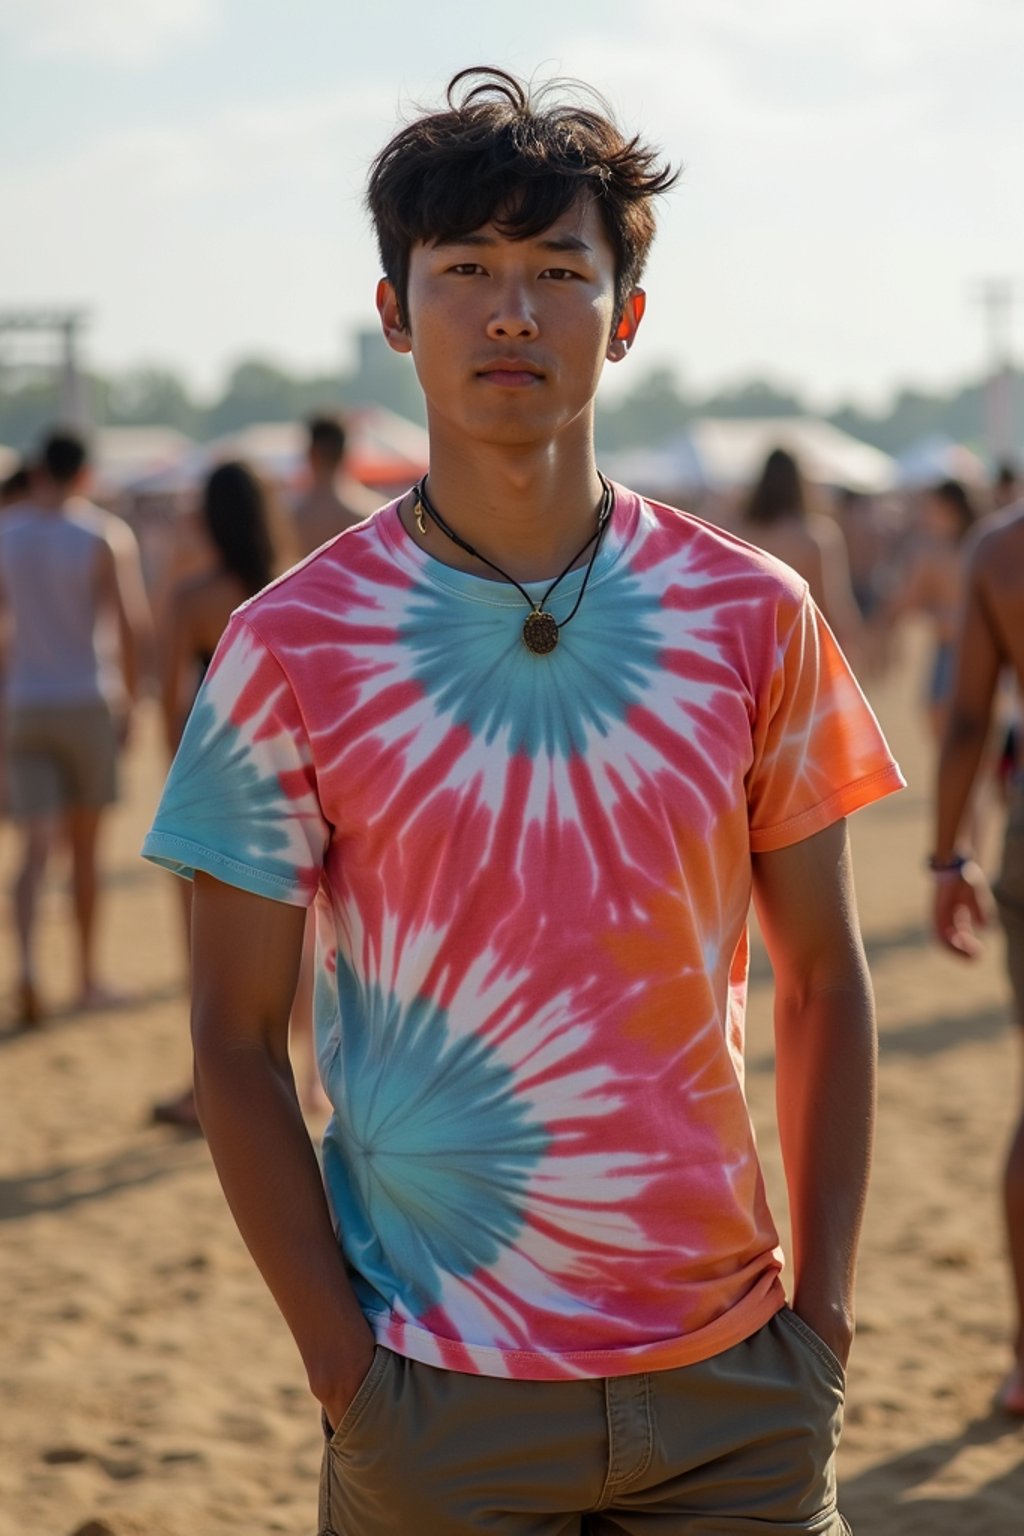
[366,66,678,326]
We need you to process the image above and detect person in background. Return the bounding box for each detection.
[0,465,30,815]
[740,446,866,668]
[159,462,277,752]
[880,478,977,741]
[835,488,892,622]
[292,412,379,558]
[152,460,322,1125]
[932,500,1024,1415]
[0,428,151,1025]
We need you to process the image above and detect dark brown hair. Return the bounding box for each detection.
[745,447,808,527]
[203,461,276,597]
[307,413,347,467]
[39,429,88,486]
[929,478,976,542]
[366,66,678,327]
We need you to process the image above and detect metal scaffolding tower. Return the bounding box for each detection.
[973,279,1017,464]
[0,308,90,430]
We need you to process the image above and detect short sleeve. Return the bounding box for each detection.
[141,615,329,905]
[747,589,904,853]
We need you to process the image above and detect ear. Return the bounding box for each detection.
[376,278,412,355]
[606,288,646,363]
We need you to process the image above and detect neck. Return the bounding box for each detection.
[405,434,605,584]
[33,484,72,513]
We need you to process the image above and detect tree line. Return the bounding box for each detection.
[0,333,1019,464]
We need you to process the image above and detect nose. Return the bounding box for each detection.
[485,279,539,341]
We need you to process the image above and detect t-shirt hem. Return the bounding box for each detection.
[749,762,906,854]
[140,829,312,907]
[365,1271,786,1380]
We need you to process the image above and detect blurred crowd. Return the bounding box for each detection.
[0,418,1020,1046]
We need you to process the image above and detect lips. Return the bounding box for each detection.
[477,358,544,384]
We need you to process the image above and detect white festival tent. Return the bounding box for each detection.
[92,427,198,499]
[604,416,898,499]
[893,433,988,488]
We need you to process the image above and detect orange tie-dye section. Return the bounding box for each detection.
[748,586,896,851]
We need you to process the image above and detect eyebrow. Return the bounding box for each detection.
[432,232,594,255]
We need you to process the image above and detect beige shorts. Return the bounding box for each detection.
[994,778,1024,1025]
[318,1308,849,1535]
[5,700,118,817]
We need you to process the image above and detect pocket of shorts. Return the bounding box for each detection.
[324,1346,392,1448]
[777,1306,847,1393]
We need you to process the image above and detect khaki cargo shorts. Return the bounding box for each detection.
[5,700,118,818]
[318,1308,850,1535]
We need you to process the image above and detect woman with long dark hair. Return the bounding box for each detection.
[159,461,276,751]
[740,446,865,664]
[153,462,300,1127]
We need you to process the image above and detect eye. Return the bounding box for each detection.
[447,262,485,276]
[543,267,582,281]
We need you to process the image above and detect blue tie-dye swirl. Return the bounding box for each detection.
[152,695,296,879]
[319,959,550,1317]
[397,558,663,758]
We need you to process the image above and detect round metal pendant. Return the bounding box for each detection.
[522,609,559,655]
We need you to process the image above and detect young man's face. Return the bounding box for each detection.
[377,196,644,452]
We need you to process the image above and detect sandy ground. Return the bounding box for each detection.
[2,623,1022,1535]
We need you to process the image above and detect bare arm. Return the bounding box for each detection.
[190,873,374,1423]
[932,548,1003,956]
[159,586,193,756]
[817,520,867,669]
[96,521,153,714]
[752,818,876,1368]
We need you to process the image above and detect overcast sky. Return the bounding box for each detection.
[1,0,1021,411]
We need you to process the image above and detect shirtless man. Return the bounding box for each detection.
[292,413,379,558]
[932,501,1024,1413]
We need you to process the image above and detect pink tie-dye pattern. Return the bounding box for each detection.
[144,487,904,1380]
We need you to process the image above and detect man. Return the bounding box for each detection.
[932,500,1024,1415]
[144,68,903,1533]
[0,428,150,1024]
[292,411,379,557]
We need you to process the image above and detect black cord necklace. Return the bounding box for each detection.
[412,475,614,655]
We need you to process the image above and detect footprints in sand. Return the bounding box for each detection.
[41,1433,212,1536]
[43,1445,91,1466]
[41,1431,209,1484]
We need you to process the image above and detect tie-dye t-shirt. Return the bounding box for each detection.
[142,486,903,1381]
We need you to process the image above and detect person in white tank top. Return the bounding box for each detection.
[0,429,151,1025]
